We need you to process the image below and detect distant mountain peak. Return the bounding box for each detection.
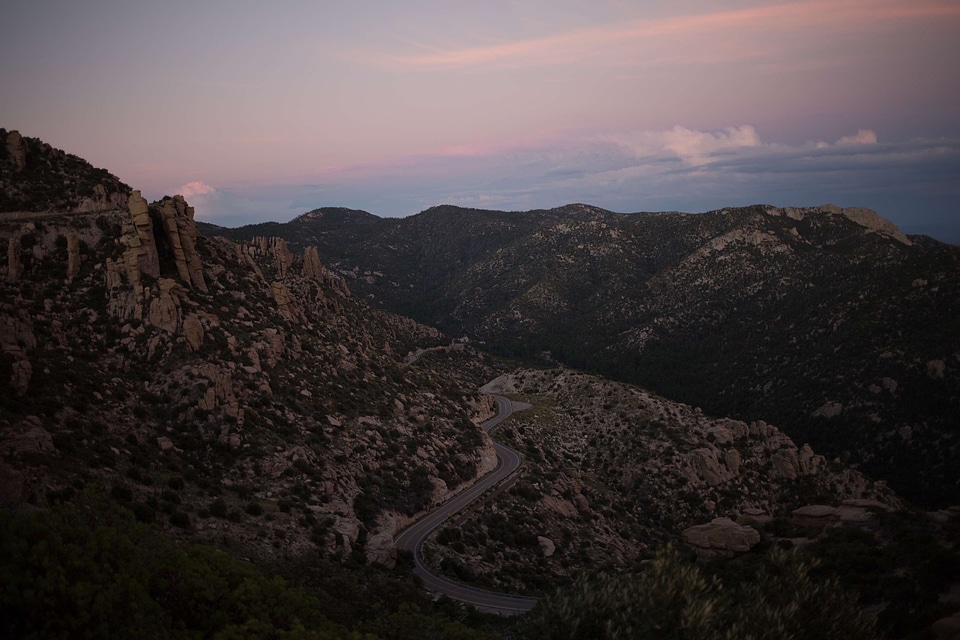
[295,206,378,222]
[763,203,912,245]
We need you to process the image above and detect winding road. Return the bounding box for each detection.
[394,395,539,616]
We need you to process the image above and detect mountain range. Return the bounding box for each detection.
[201,201,960,509]
[3,127,960,638]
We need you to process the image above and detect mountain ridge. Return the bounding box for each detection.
[202,200,960,508]
[4,128,960,638]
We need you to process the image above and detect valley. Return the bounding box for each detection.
[2,128,960,639]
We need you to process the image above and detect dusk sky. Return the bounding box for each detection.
[3,1,959,241]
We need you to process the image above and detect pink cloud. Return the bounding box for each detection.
[180,181,216,197]
[379,1,960,71]
[836,130,879,146]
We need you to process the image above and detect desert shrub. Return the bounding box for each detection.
[209,497,228,518]
[169,510,191,529]
[110,485,133,502]
[0,487,359,638]
[521,545,876,640]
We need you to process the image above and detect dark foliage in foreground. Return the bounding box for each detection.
[520,545,876,640]
[0,489,500,640]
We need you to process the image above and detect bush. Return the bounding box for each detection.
[110,485,133,502]
[169,510,191,529]
[0,487,360,638]
[521,545,876,640]
[209,497,228,518]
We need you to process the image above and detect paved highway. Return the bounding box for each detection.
[394,394,539,616]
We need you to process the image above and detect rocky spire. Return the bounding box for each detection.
[302,246,325,280]
[5,130,26,171]
[126,191,160,278]
[158,195,207,292]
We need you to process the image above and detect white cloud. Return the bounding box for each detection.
[593,125,763,167]
[179,180,216,197]
[836,129,878,146]
[181,125,960,243]
[659,125,762,165]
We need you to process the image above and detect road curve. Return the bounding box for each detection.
[394,395,539,616]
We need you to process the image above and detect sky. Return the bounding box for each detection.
[2,0,959,242]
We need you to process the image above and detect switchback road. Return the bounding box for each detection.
[394,395,539,616]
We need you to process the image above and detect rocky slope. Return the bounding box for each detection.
[4,131,958,638]
[421,368,900,594]
[1,152,503,565]
[1,128,130,213]
[203,203,960,508]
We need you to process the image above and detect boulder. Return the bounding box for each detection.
[537,535,556,558]
[334,515,361,549]
[183,313,204,351]
[737,508,772,528]
[365,531,397,567]
[148,278,185,333]
[932,611,960,640]
[156,436,181,453]
[1,417,56,456]
[812,401,843,419]
[686,447,734,486]
[682,517,760,559]
[791,505,840,529]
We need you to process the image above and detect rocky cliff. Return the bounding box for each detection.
[0,180,500,565]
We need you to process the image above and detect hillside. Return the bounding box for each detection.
[424,368,899,594]
[4,130,960,638]
[1,128,130,213]
[0,191,501,566]
[204,203,960,508]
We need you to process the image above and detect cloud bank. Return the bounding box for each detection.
[182,125,960,244]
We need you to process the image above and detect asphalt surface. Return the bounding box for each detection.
[394,394,539,616]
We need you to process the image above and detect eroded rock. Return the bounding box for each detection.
[682,517,760,559]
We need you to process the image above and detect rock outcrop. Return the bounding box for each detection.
[791,504,841,529]
[148,278,187,334]
[5,130,26,171]
[681,517,761,559]
[126,191,160,279]
[271,281,304,322]
[66,234,80,283]
[303,246,325,280]
[158,195,206,291]
[537,535,556,557]
[932,611,960,640]
[0,416,56,456]
[0,312,36,395]
[182,313,205,351]
[6,237,20,283]
[77,184,127,212]
[771,204,912,245]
